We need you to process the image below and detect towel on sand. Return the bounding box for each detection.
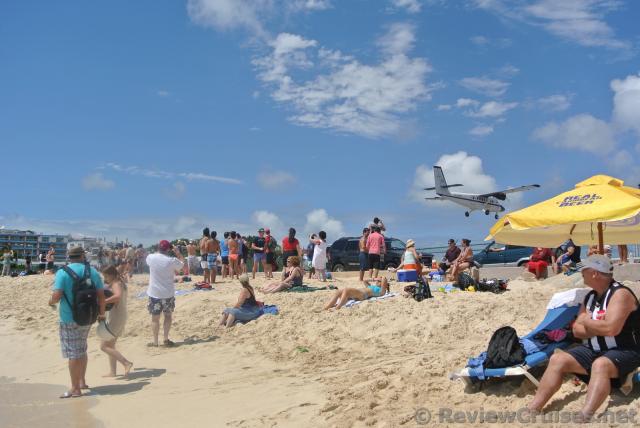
[338,292,398,308]
[286,285,335,293]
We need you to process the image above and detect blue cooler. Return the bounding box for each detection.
[397,269,418,282]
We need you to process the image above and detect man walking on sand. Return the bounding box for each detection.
[252,228,267,279]
[48,246,106,398]
[146,240,184,347]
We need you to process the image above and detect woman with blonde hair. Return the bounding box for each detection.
[262,256,304,293]
[219,275,262,328]
[97,265,133,377]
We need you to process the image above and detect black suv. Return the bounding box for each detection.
[328,237,433,272]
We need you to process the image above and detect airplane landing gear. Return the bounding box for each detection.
[484,210,490,215]
[465,211,470,217]
[495,214,499,219]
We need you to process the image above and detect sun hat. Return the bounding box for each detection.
[578,254,613,274]
[406,239,415,248]
[67,246,85,259]
[159,240,171,252]
[96,320,117,341]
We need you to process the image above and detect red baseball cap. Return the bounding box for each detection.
[159,240,171,251]
[265,228,271,233]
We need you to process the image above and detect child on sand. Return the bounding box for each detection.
[99,266,133,377]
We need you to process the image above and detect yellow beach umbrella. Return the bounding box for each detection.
[487,175,640,250]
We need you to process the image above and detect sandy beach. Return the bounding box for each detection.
[2,271,640,427]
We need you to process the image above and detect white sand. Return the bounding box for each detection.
[1,272,639,427]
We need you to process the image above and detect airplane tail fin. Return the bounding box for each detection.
[433,166,451,195]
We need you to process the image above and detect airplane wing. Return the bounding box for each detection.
[424,196,445,200]
[423,184,463,191]
[479,184,540,200]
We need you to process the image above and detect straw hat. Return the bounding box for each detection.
[406,239,415,248]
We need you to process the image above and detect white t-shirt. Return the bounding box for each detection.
[146,253,184,299]
[312,241,327,269]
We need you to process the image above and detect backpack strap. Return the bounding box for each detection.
[60,265,80,309]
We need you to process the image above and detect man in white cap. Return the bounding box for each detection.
[528,254,640,421]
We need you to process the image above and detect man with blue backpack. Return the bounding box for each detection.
[48,246,106,398]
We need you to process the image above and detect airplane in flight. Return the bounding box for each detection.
[424,166,540,219]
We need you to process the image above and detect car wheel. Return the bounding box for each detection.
[517,260,528,267]
[332,263,345,272]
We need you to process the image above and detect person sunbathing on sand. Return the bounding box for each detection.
[323,277,390,310]
[261,256,303,293]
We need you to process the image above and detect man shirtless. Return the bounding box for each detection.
[199,228,211,283]
[206,231,220,283]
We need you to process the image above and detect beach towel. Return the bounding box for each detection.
[546,287,589,309]
[261,305,279,315]
[286,285,335,292]
[338,292,398,308]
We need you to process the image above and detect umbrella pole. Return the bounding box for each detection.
[598,222,604,254]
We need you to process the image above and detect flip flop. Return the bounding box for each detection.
[163,339,175,347]
[59,391,81,399]
[80,385,90,390]
[146,342,158,347]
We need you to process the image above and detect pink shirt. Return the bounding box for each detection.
[366,232,385,255]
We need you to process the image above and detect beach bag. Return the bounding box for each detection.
[410,276,433,301]
[483,326,525,369]
[477,278,508,294]
[456,272,476,289]
[61,262,99,326]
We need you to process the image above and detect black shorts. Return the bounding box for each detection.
[221,256,229,265]
[282,251,297,265]
[566,344,640,388]
[266,253,275,264]
[46,261,54,270]
[368,254,381,269]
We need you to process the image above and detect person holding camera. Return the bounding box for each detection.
[145,240,184,347]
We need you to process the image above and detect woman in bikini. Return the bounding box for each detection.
[262,256,304,293]
[449,238,474,281]
[323,277,390,310]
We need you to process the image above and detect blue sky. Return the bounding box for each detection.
[1,0,640,246]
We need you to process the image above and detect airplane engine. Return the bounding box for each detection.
[494,192,507,201]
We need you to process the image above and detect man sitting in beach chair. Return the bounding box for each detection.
[323,277,390,310]
[527,255,640,421]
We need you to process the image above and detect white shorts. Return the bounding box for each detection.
[200,260,208,269]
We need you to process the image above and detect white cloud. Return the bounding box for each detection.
[157,90,170,97]
[257,170,297,190]
[470,35,512,48]
[535,94,572,112]
[532,113,616,154]
[470,35,489,46]
[187,0,270,37]
[459,76,510,97]
[456,98,480,108]
[82,173,115,191]
[163,182,186,200]
[437,104,452,111]
[611,73,640,135]
[474,0,631,52]
[253,23,433,138]
[391,0,422,13]
[303,209,344,243]
[469,125,494,137]
[411,151,497,205]
[252,210,286,238]
[288,0,332,11]
[104,163,242,185]
[466,100,518,118]
[498,64,519,77]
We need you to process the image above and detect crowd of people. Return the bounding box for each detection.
[32,218,640,421]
